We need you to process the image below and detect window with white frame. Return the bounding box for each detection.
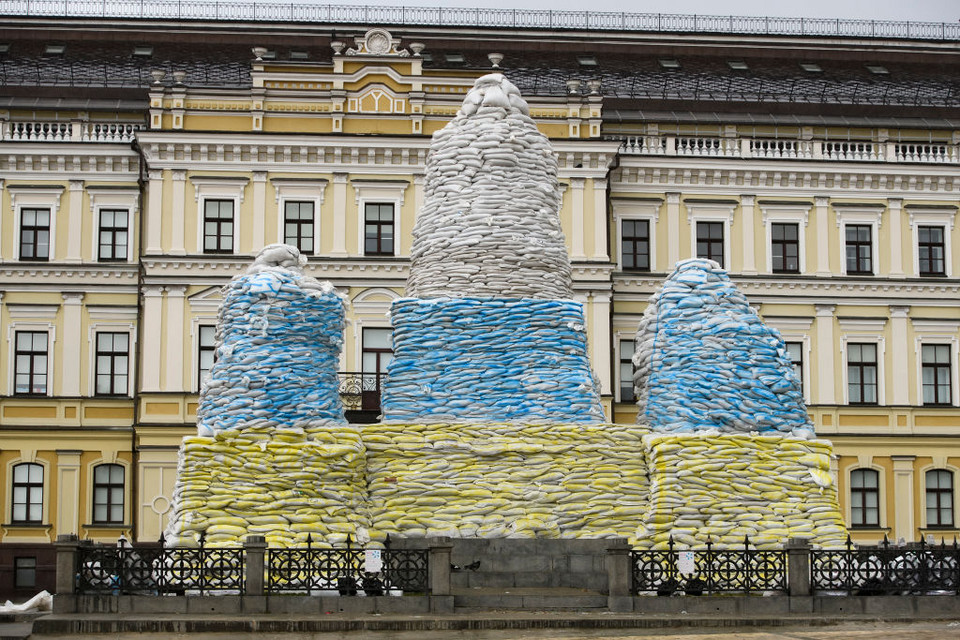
[202,200,234,254]
[92,464,124,525]
[613,198,660,272]
[760,202,810,275]
[14,331,48,395]
[850,468,880,528]
[11,463,43,524]
[9,185,63,262]
[198,325,217,392]
[621,220,650,271]
[785,341,804,392]
[834,204,883,276]
[847,342,878,405]
[922,344,953,406]
[352,180,408,257]
[908,205,955,278]
[19,208,51,261]
[771,223,800,273]
[619,339,636,403]
[686,201,735,270]
[926,468,954,528]
[94,332,129,396]
[696,221,724,265]
[271,178,326,254]
[190,176,248,255]
[284,201,315,255]
[364,203,395,256]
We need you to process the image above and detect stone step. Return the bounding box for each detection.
[454,593,608,610]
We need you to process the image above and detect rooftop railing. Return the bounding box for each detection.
[0,1,957,41]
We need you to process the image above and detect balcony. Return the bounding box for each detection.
[617,136,960,165]
[337,372,383,424]
[1,121,143,143]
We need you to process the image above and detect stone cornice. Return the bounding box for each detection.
[0,263,138,285]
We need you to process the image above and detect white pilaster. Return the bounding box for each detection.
[815,196,831,276]
[666,192,681,269]
[591,292,612,395]
[56,450,82,535]
[60,292,84,396]
[412,174,425,256]
[171,170,186,255]
[141,286,164,391]
[146,170,164,254]
[889,305,911,405]
[331,173,348,256]
[740,194,757,274]
[163,286,186,391]
[592,178,609,260]
[570,177,586,260]
[892,455,916,541]
[66,180,84,263]
[887,198,904,277]
[251,171,266,253]
[815,304,837,405]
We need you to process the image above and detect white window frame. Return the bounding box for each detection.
[614,333,637,403]
[834,204,884,276]
[190,176,248,255]
[847,464,886,530]
[87,187,138,263]
[351,288,400,373]
[87,322,136,397]
[912,319,960,408]
[907,206,956,278]
[7,457,50,526]
[839,318,887,406]
[271,178,327,254]
[918,462,959,530]
[8,185,64,262]
[612,198,660,272]
[86,458,130,527]
[762,316,813,404]
[352,180,408,257]
[6,311,57,397]
[760,202,811,275]
[685,201,736,270]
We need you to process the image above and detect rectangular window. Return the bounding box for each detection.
[14,331,48,395]
[619,339,636,403]
[14,557,37,589]
[850,468,880,527]
[364,203,394,256]
[771,222,800,273]
[847,343,878,405]
[93,464,124,524]
[696,221,724,265]
[926,469,954,528]
[845,224,873,275]
[922,344,952,406]
[918,226,946,277]
[95,332,129,396]
[203,199,234,254]
[361,328,393,412]
[621,220,650,271]
[98,209,128,262]
[198,325,216,391]
[11,463,43,524]
[20,208,50,261]
[785,341,803,392]
[284,201,315,255]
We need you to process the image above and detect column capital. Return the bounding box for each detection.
[569,177,586,189]
[740,194,756,207]
[889,305,910,318]
[814,196,829,207]
[887,197,904,209]
[69,179,84,192]
[666,192,681,204]
[148,169,163,181]
[592,178,608,190]
[141,285,165,298]
[171,169,187,181]
[166,285,187,297]
[333,172,349,184]
[252,171,267,183]
[61,292,85,305]
[814,304,836,317]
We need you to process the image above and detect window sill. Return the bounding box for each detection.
[84,524,131,529]
[849,526,890,532]
[2,523,51,529]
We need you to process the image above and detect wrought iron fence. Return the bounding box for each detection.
[337,371,383,413]
[267,536,428,594]
[76,537,244,595]
[1,1,958,40]
[631,536,787,595]
[811,536,960,595]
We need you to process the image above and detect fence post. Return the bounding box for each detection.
[54,534,81,595]
[606,541,632,612]
[243,535,267,596]
[785,537,811,596]
[428,539,452,596]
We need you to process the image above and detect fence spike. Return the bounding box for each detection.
[846,534,853,550]
[920,536,927,550]
[306,533,312,549]
[743,534,750,550]
[346,533,353,550]
[158,532,166,546]
[385,533,392,549]
[882,533,889,549]
[942,536,946,549]
[199,530,206,548]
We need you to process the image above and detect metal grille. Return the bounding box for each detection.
[631,537,787,595]
[76,543,244,595]
[811,536,960,595]
[267,545,428,593]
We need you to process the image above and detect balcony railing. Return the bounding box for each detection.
[1,121,143,143]
[337,371,383,414]
[1,1,957,40]
[617,135,960,164]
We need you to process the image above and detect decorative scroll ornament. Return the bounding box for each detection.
[345,28,411,57]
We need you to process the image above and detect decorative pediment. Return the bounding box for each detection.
[343,28,410,57]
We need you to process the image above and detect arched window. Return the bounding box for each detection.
[11,463,43,524]
[93,464,125,524]
[850,468,879,528]
[926,469,954,528]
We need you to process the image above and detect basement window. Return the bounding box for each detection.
[290,51,309,60]
[444,53,465,64]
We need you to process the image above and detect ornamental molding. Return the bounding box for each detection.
[0,264,139,285]
[345,28,410,57]
[141,257,411,280]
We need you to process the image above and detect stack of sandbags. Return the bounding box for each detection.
[165,424,368,548]
[196,244,346,436]
[365,423,650,541]
[633,433,848,550]
[382,298,604,423]
[633,258,812,438]
[406,73,571,300]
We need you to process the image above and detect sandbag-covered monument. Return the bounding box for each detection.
[165,73,847,552]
